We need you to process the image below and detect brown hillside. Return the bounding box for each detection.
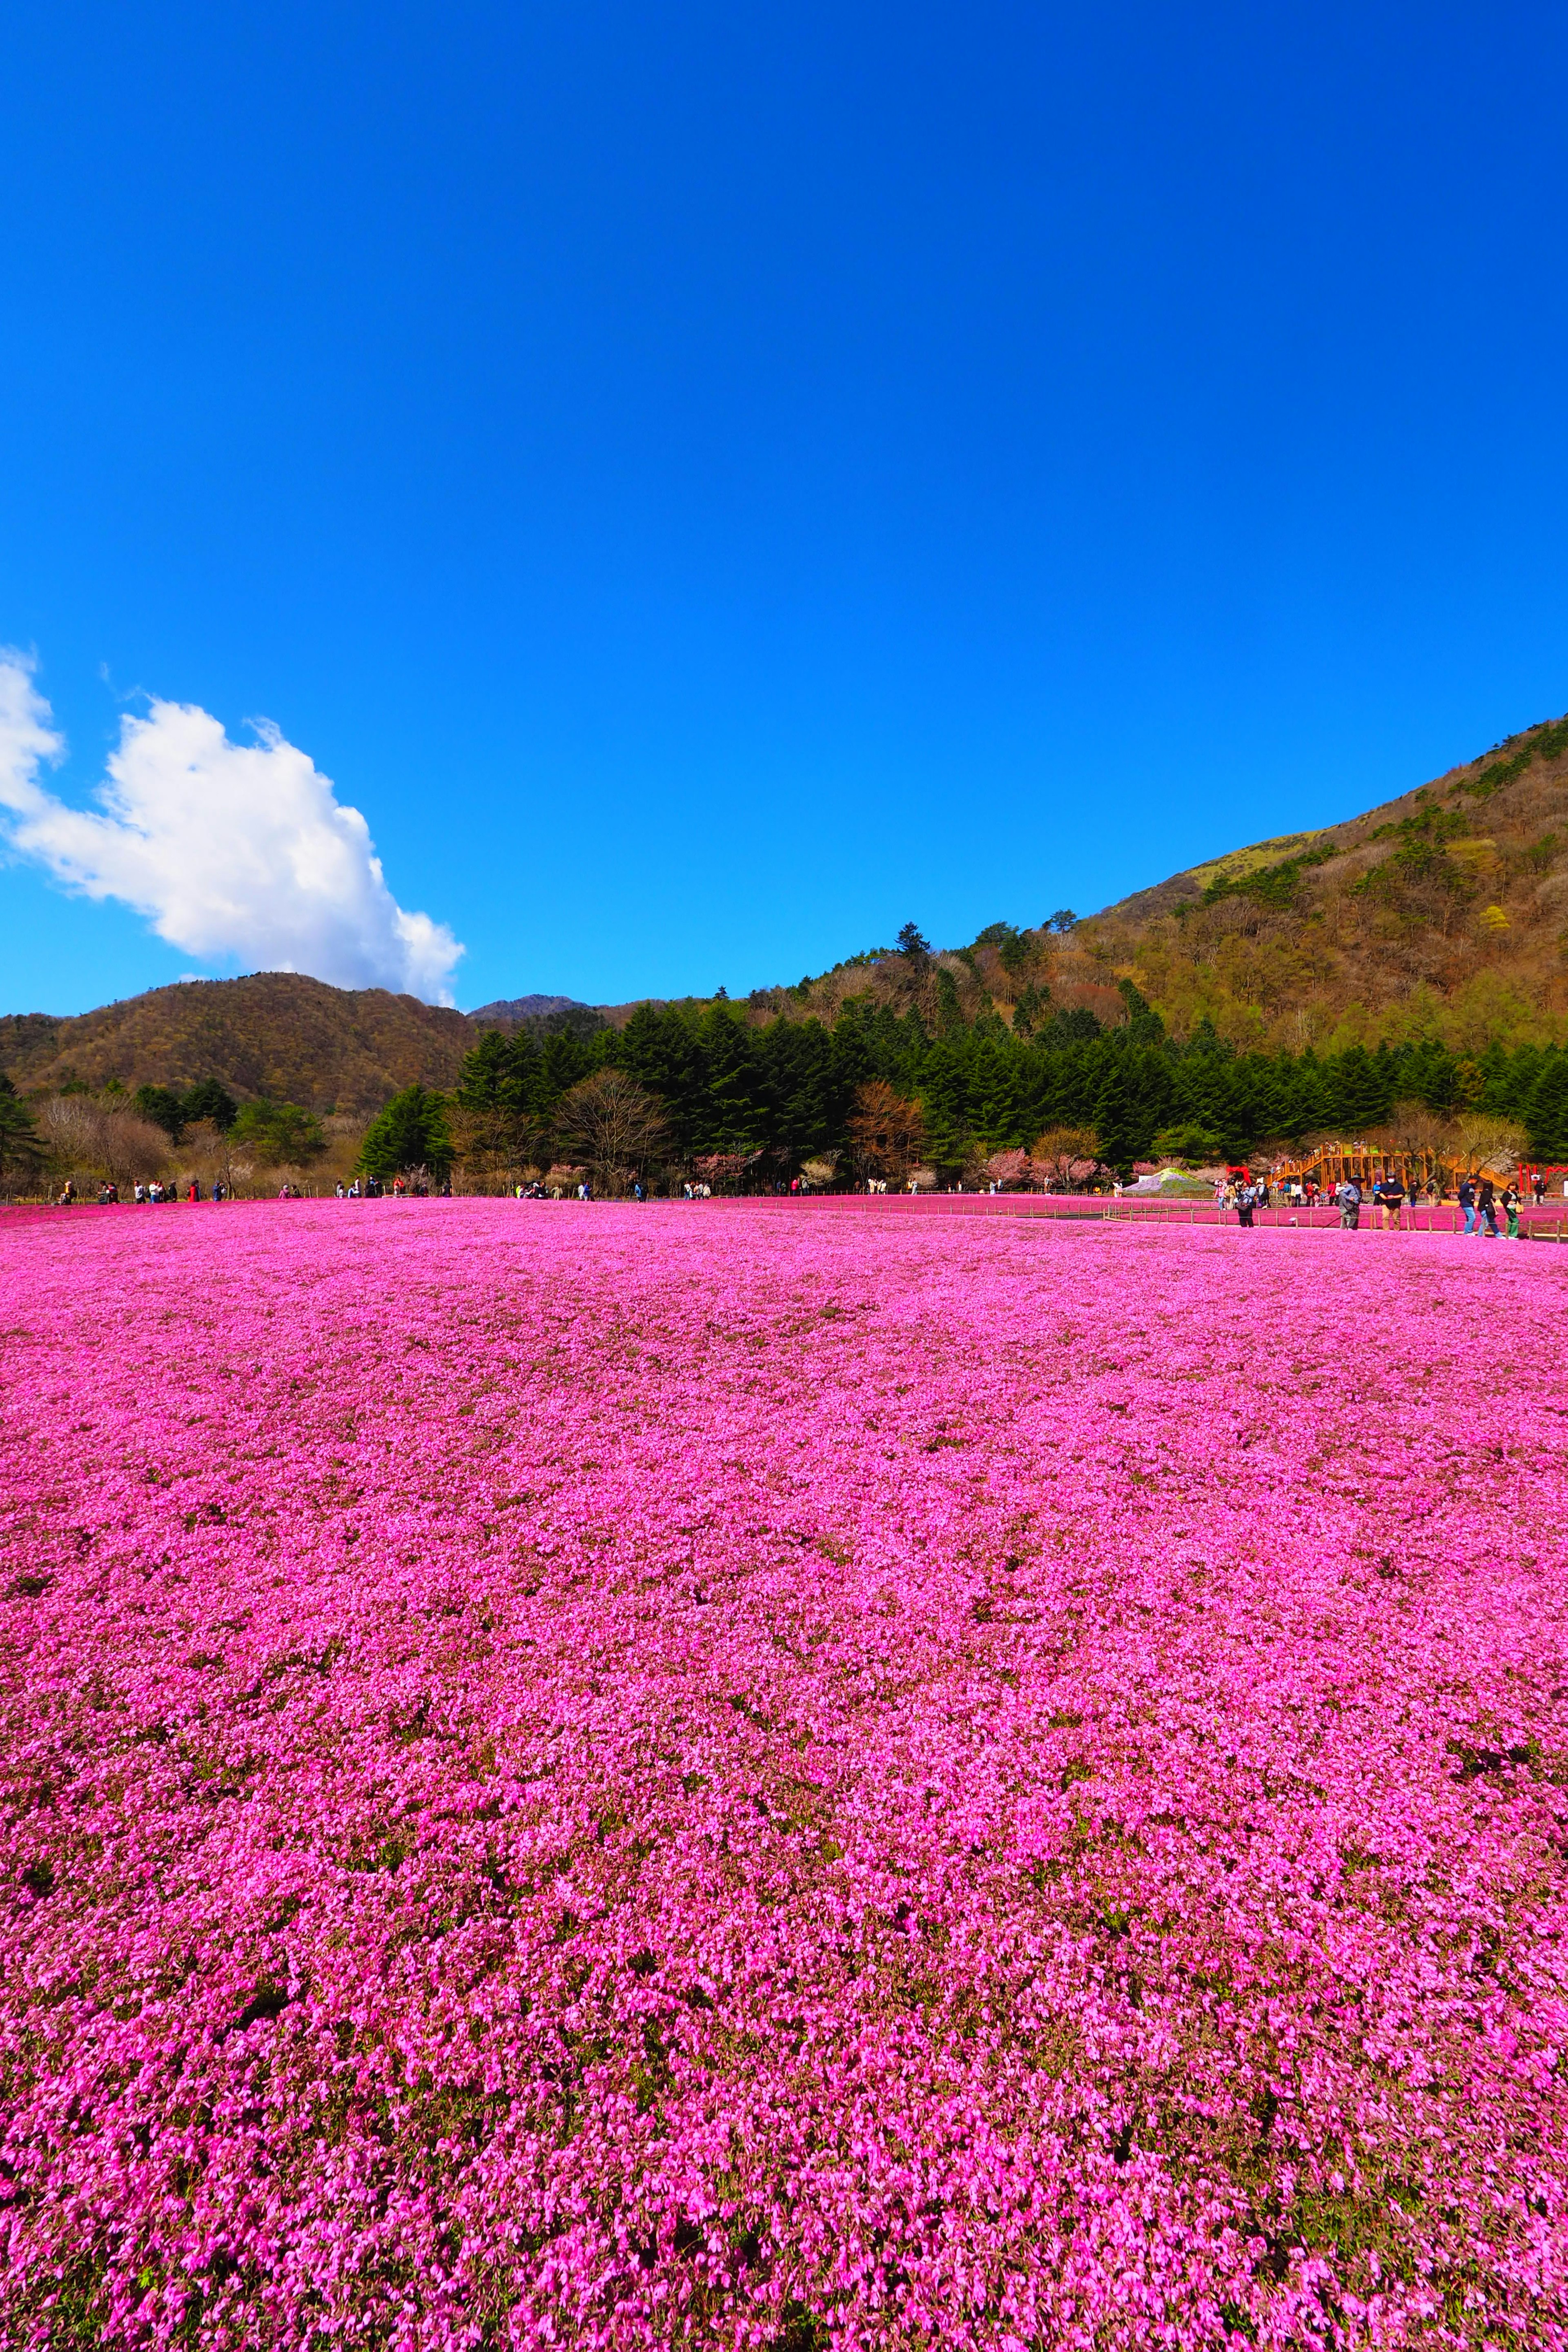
[6,715,1568,1109]
[0,975,475,1116]
[743,714,1568,1054]
[1075,715,1568,1053]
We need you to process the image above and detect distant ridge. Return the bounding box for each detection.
[8,712,1568,1110]
[466,994,586,1029]
[0,974,475,1116]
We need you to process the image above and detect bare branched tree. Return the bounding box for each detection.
[1457,1114,1526,1174]
[846,1080,927,1180]
[1374,1100,1450,1158]
[450,1103,541,1195]
[179,1119,245,1195]
[42,1098,169,1189]
[553,1071,668,1192]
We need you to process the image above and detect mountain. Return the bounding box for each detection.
[0,974,476,1116]
[466,994,586,1028]
[757,712,1568,1056]
[6,713,1568,1114]
[1074,714,1568,1053]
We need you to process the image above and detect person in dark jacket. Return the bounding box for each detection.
[1477,1177,1498,1238]
[1372,1169,1405,1230]
[1459,1174,1477,1236]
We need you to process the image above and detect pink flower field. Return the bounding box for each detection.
[1,1201,1565,2351]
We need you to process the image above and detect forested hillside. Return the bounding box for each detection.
[8,712,1568,1179]
[451,989,1568,1179]
[0,974,475,1115]
[767,713,1568,1055]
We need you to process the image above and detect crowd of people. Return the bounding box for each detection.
[332,1175,450,1199]
[57,1178,235,1207]
[40,1162,1550,1234]
[1222,1167,1532,1235]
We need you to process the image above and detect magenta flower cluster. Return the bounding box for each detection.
[1,1201,1564,2349]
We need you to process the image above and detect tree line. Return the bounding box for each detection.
[10,981,1568,1200]
[435,986,1568,1185]
[0,1073,333,1196]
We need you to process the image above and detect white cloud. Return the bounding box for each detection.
[0,652,464,1002]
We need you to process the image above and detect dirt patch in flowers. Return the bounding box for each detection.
[1,1201,1565,2348]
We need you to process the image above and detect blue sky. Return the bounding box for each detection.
[2,1,1566,1015]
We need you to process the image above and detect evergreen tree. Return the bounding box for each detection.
[931,967,963,1036]
[917,1040,973,1170]
[0,1075,41,1192]
[182,1078,238,1131]
[359,1085,454,1181]
[618,1006,704,1152]
[1094,1049,1170,1173]
[1526,1052,1568,1163]
[1327,1046,1388,1134]
[697,1007,763,1153]
[1116,978,1165,1045]
[230,1101,326,1166]
[1408,1040,1458,1112]
[133,1083,188,1140]
[759,1020,838,1158]
[539,1029,597,1107]
[454,1030,514,1111]
[972,1037,1027,1147]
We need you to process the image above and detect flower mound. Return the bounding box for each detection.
[1,1203,1565,2350]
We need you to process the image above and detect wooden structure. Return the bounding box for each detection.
[1269,1139,1450,1195]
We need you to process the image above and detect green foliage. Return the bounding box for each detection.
[358,1085,454,1180]
[1370,803,1468,848]
[181,1078,238,1131]
[1011,981,1051,1038]
[934,967,965,1037]
[454,1029,516,1113]
[975,921,1030,975]
[1452,714,1568,800]
[1525,1052,1568,1163]
[132,1083,187,1140]
[1357,802,1475,903]
[0,1076,41,1187]
[1202,844,1335,911]
[1152,1122,1224,1167]
[1117,978,1165,1044]
[441,993,1568,1188]
[230,1100,327,1166]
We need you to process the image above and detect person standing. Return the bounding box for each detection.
[1338,1176,1361,1230]
[1374,1168,1405,1230]
[1502,1180,1521,1239]
[1477,1176,1498,1237]
[1237,1179,1256,1229]
[1458,1174,1477,1236]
